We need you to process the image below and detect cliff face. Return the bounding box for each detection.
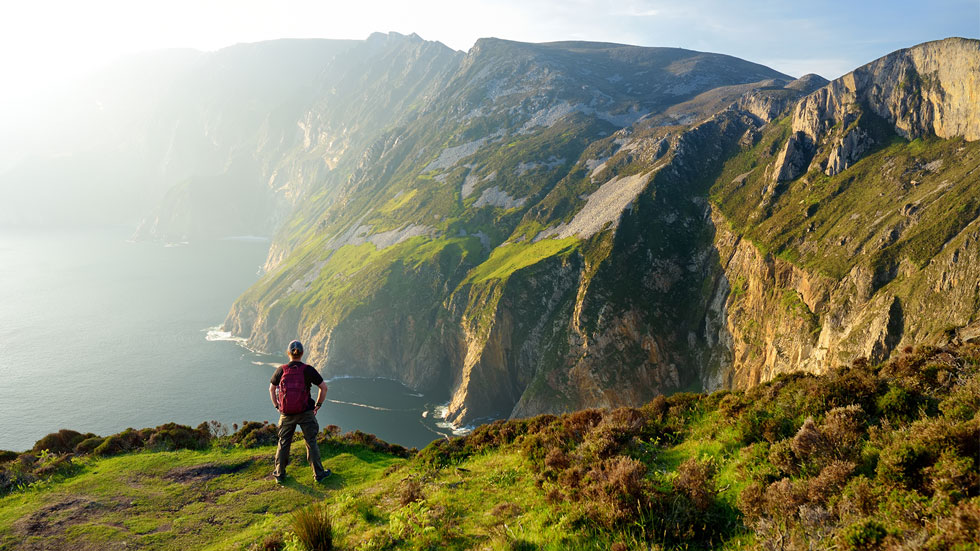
[216,37,980,427]
[774,38,979,182]
[706,38,980,391]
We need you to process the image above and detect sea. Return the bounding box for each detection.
[0,227,461,452]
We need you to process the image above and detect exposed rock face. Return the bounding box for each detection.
[772,38,980,183]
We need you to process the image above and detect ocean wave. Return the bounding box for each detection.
[430,404,474,436]
[325,398,414,412]
[204,327,248,344]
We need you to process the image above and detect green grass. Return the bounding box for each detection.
[0,442,402,551]
[711,119,980,280]
[465,237,579,283]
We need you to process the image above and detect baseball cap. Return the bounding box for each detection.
[288,340,304,355]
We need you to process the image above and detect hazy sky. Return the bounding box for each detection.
[1,0,977,105]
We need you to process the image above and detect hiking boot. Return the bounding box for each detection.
[272,473,286,485]
[315,469,332,483]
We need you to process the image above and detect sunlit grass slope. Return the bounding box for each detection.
[2,343,978,550]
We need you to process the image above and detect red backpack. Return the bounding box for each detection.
[278,362,309,414]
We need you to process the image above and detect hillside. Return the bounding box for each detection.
[2,343,977,550]
[222,37,980,430]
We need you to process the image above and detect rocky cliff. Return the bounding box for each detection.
[222,37,980,428]
[708,37,980,391]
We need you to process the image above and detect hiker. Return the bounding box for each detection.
[269,340,331,484]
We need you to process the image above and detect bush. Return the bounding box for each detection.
[291,502,333,551]
[876,384,919,422]
[0,451,17,463]
[580,456,651,527]
[74,437,105,455]
[674,457,717,511]
[146,423,210,451]
[228,422,279,448]
[32,429,91,455]
[837,519,888,550]
[93,428,144,457]
[398,476,424,505]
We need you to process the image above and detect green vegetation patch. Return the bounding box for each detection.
[465,237,579,283]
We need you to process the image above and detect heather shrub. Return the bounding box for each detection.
[73,436,105,455]
[876,384,920,422]
[938,375,980,421]
[835,475,877,518]
[924,499,980,550]
[93,428,144,457]
[807,461,855,505]
[763,477,807,519]
[32,429,91,455]
[819,404,865,460]
[398,476,424,505]
[333,430,412,457]
[674,457,717,511]
[924,449,978,498]
[0,451,18,463]
[580,455,651,527]
[837,519,888,550]
[145,423,210,451]
[768,438,799,476]
[228,421,279,448]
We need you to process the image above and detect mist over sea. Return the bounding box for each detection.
[0,228,455,452]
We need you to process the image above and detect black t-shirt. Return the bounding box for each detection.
[270,361,324,412]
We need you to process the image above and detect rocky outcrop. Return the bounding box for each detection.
[771,38,979,183]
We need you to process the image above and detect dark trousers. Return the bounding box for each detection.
[274,409,327,479]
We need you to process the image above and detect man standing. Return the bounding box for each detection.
[269,340,331,484]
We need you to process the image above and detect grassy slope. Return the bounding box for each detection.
[711,117,980,280]
[3,344,978,551]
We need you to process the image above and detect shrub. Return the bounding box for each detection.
[256,532,284,551]
[925,500,980,550]
[291,502,332,551]
[543,448,569,472]
[807,460,855,505]
[674,457,717,511]
[229,422,279,448]
[146,423,210,451]
[93,428,144,457]
[398,476,424,505]
[791,417,826,461]
[32,430,90,455]
[876,384,919,422]
[819,404,865,460]
[924,449,978,498]
[737,482,766,520]
[763,477,807,519]
[580,456,651,527]
[0,451,17,463]
[837,519,887,550]
[74,437,105,455]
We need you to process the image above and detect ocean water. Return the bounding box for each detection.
[0,228,457,452]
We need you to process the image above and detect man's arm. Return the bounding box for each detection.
[269,384,279,410]
[313,381,328,413]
